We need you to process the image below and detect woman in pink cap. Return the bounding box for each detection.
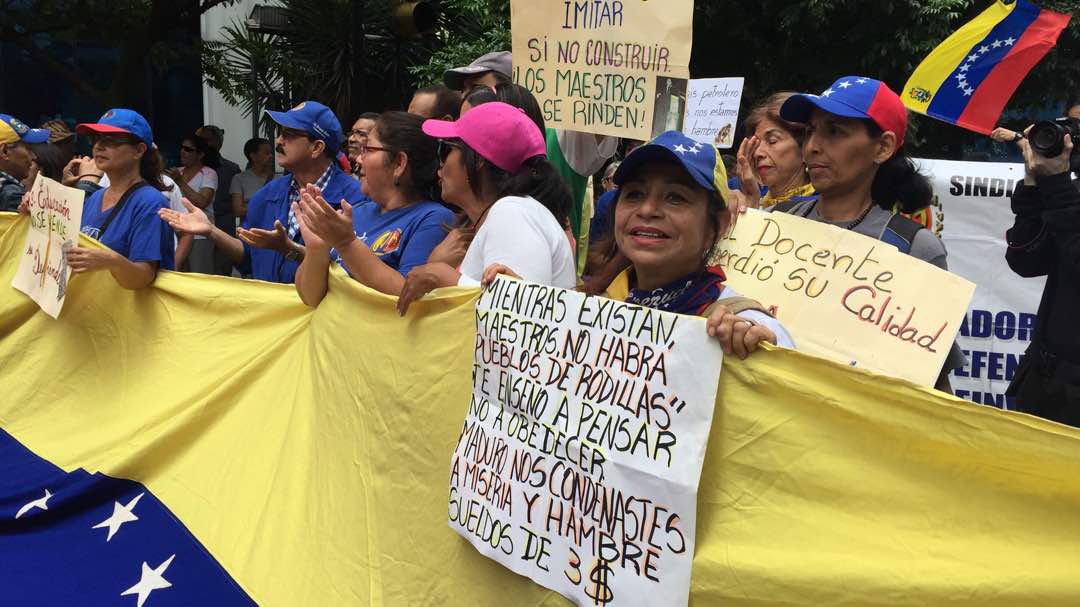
[396,101,576,314]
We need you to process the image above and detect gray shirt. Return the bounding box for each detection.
[229,168,271,202]
[777,198,949,269]
[772,199,965,376]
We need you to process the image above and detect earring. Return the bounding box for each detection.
[394,178,400,187]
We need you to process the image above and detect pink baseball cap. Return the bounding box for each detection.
[422,102,546,173]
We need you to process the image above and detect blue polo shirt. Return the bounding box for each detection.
[338,200,453,277]
[81,184,175,270]
[240,164,368,283]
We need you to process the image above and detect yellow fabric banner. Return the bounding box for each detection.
[2,212,1080,606]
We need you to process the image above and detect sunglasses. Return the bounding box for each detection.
[437,140,461,164]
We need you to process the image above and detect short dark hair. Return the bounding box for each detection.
[1067,95,1080,112]
[414,85,464,120]
[356,112,379,123]
[182,133,221,169]
[243,137,271,162]
[199,124,225,142]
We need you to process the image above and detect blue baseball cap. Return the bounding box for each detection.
[780,76,907,147]
[265,101,343,153]
[76,108,154,148]
[613,131,730,208]
[0,114,50,145]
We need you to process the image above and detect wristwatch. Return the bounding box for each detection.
[284,248,302,262]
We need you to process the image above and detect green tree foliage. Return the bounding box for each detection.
[692,0,1080,155]
[409,0,1078,156]
[0,0,237,109]
[408,0,512,86]
[202,0,440,131]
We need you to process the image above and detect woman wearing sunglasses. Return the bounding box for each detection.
[165,133,219,273]
[19,109,175,289]
[396,102,576,314]
[293,111,453,303]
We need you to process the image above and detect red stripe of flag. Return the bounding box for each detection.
[956,8,1071,134]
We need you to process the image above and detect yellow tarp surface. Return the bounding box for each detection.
[2,213,1079,606]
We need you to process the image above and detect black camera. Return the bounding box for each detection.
[1029,117,1080,167]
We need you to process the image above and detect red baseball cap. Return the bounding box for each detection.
[780,76,907,148]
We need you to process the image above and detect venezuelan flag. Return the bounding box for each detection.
[6,210,1080,605]
[902,0,1070,134]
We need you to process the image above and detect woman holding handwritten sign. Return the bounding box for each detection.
[396,102,576,314]
[19,109,175,289]
[487,131,794,359]
[772,76,964,388]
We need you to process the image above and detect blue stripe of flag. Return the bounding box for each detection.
[0,429,255,607]
[926,0,1041,121]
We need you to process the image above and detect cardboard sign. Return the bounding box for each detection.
[11,175,84,318]
[712,209,976,386]
[682,77,745,148]
[510,0,694,140]
[916,158,1040,409]
[449,276,722,606]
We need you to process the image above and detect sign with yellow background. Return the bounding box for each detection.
[510,0,694,139]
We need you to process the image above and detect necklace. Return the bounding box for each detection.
[471,200,496,230]
[806,200,873,231]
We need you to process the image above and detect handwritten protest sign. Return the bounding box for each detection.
[11,175,84,318]
[712,210,976,386]
[510,0,694,140]
[682,77,745,148]
[449,276,721,606]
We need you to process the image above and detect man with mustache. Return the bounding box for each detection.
[159,101,367,283]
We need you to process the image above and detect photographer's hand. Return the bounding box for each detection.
[1018,127,1072,184]
[991,127,1022,143]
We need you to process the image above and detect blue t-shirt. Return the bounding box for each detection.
[81,184,175,270]
[336,200,454,277]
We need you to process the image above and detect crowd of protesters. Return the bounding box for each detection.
[4,50,1077,424]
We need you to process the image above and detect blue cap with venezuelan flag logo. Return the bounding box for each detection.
[613,131,730,208]
[76,109,154,148]
[779,76,907,148]
[0,114,50,145]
